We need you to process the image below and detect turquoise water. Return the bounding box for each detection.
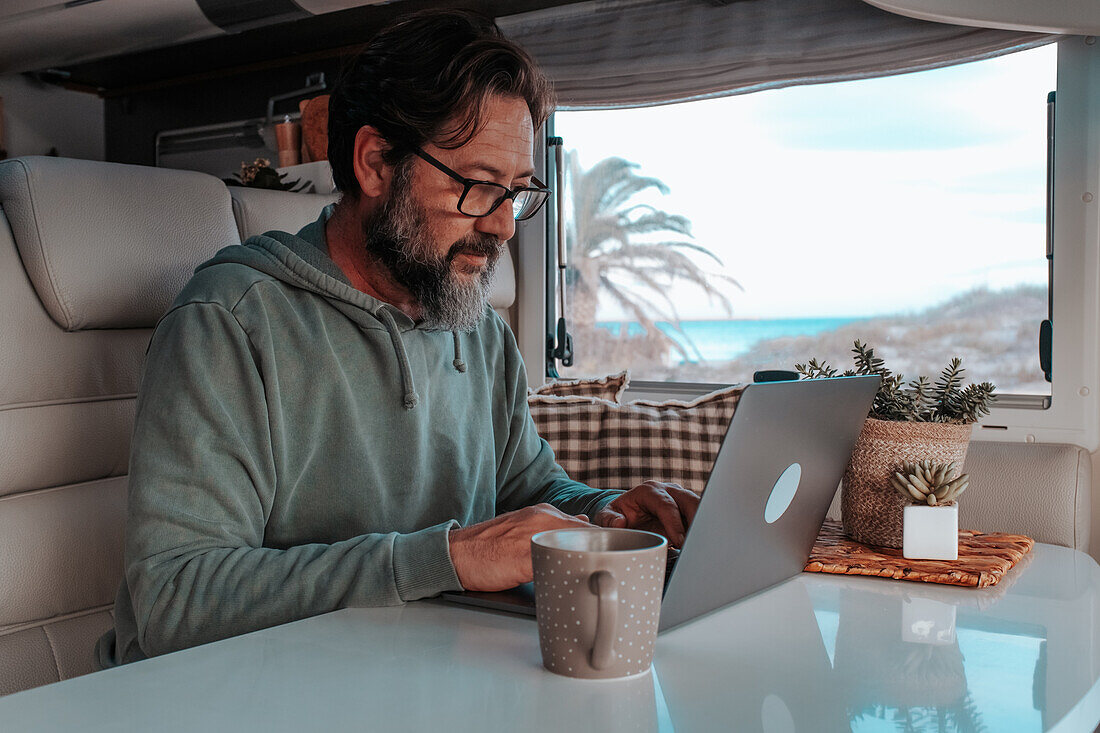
[595,317,857,363]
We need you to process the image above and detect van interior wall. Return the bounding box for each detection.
[0,75,103,160]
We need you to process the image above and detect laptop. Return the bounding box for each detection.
[442,375,879,632]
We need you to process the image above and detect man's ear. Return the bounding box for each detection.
[351,125,393,199]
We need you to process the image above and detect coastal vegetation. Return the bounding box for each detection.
[563,285,1047,395]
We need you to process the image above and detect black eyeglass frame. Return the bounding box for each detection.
[410,147,551,221]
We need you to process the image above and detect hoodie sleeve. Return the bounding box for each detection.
[124,302,461,659]
[492,320,623,517]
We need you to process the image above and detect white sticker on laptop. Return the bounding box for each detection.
[764,463,801,523]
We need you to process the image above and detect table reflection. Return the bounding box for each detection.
[808,577,1047,732]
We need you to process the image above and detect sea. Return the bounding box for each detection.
[594,317,856,363]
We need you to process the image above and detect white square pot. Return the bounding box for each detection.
[902,504,958,561]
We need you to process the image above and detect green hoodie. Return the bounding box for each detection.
[96,206,620,666]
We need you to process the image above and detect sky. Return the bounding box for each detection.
[554,43,1057,321]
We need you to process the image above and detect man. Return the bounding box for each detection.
[96,10,698,667]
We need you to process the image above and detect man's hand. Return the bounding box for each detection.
[448,503,591,592]
[592,481,699,548]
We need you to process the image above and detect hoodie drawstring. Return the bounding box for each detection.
[452,332,467,373]
[241,232,470,411]
[378,308,420,410]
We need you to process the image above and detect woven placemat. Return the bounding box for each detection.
[804,519,1034,588]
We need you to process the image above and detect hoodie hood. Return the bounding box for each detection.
[197,205,468,408]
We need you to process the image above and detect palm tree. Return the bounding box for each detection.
[565,152,739,362]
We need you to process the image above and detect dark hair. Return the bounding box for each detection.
[327,10,555,196]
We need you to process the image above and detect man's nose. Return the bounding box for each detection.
[475,202,516,241]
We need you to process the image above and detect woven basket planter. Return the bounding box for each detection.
[841,417,972,549]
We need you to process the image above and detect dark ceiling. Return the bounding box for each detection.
[49,0,586,97]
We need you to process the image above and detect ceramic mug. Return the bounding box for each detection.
[531,527,667,679]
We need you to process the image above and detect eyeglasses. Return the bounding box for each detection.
[411,147,551,222]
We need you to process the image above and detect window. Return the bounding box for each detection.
[550,44,1057,397]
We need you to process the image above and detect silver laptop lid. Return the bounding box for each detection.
[659,375,878,632]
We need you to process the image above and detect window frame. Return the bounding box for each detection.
[518,37,1100,451]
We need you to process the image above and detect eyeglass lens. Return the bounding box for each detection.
[512,190,549,221]
[460,183,549,221]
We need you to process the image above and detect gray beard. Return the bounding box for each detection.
[362,167,501,332]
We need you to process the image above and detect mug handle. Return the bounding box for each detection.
[588,570,618,670]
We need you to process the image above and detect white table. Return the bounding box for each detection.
[2,543,1098,732]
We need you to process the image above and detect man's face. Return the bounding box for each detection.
[361,95,535,331]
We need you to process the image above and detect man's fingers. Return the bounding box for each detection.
[574,514,590,524]
[639,482,698,535]
[667,484,701,526]
[649,492,687,546]
[596,506,629,528]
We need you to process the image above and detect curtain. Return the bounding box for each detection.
[499,0,1057,109]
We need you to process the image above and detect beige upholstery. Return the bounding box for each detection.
[0,610,115,697]
[960,441,1091,549]
[0,157,238,330]
[0,156,243,697]
[827,440,1091,551]
[0,478,127,629]
[228,186,338,243]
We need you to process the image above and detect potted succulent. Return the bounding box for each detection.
[796,341,995,549]
[892,460,969,560]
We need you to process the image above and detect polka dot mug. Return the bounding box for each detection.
[531,528,667,679]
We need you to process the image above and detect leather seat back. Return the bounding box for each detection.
[0,156,239,695]
[959,441,1090,549]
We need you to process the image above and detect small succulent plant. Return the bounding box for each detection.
[890,460,969,506]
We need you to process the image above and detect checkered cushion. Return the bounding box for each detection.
[528,385,746,494]
[528,370,630,402]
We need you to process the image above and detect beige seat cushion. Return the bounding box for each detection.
[960,441,1090,550]
[228,186,338,243]
[0,610,113,697]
